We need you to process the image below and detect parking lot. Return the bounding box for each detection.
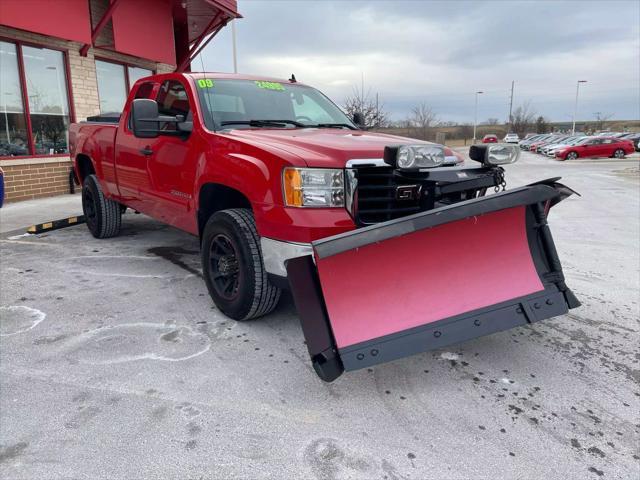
[1,151,638,479]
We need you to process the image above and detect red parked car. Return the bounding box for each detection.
[555,137,635,160]
[482,134,498,143]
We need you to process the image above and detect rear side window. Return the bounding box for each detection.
[156,80,191,130]
[135,82,155,99]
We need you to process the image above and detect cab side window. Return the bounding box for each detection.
[135,82,155,99]
[128,82,156,130]
[156,80,191,131]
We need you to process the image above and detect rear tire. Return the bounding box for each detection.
[201,208,281,321]
[82,174,121,238]
[613,149,625,159]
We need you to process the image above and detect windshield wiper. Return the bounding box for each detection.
[315,123,357,130]
[220,119,308,128]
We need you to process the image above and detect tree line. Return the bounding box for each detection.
[342,88,616,140]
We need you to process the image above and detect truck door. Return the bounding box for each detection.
[145,79,198,231]
[113,81,158,215]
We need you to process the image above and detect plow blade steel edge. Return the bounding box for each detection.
[287,183,580,382]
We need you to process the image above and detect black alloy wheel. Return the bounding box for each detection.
[81,174,121,238]
[209,233,241,301]
[201,209,281,320]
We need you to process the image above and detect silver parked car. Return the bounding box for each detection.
[503,133,520,143]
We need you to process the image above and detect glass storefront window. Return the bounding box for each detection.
[0,41,29,157]
[22,46,71,155]
[96,60,127,114]
[127,66,153,87]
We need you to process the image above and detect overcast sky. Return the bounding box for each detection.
[198,0,640,124]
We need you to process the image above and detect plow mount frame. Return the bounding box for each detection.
[287,180,580,382]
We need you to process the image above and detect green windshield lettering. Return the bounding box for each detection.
[197,78,214,88]
[255,81,285,91]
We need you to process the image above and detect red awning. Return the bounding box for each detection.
[0,0,92,44]
[2,0,238,68]
[112,0,177,65]
[113,0,239,66]
[173,0,240,71]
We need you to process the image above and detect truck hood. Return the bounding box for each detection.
[224,128,429,168]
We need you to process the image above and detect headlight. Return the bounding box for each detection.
[487,144,520,165]
[384,144,445,170]
[283,167,344,207]
[469,143,520,166]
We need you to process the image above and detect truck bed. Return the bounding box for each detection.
[69,120,119,196]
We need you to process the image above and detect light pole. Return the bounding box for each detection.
[572,80,587,134]
[231,19,238,73]
[47,65,67,153]
[473,90,483,143]
[2,93,13,144]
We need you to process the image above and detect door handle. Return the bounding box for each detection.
[139,146,153,156]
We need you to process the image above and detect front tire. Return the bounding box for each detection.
[82,174,121,238]
[613,149,625,159]
[565,151,578,160]
[201,209,281,321]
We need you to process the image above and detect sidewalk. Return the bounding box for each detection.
[0,193,82,234]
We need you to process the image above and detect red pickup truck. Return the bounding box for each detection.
[70,72,579,381]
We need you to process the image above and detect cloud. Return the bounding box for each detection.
[199,0,640,122]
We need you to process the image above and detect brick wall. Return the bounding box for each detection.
[0,22,175,202]
[2,160,74,202]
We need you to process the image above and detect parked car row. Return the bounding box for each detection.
[595,131,640,151]
[480,133,521,144]
[519,133,637,160]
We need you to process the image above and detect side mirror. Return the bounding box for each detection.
[177,121,193,133]
[353,112,365,129]
[131,99,159,138]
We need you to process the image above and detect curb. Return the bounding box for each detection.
[27,215,86,234]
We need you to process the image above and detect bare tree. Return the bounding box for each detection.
[456,124,473,141]
[535,116,549,134]
[484,118,500,125]
[511,101,536,137]
[410,102,438,140]
[343,86,389,128]
[592,112,614,132]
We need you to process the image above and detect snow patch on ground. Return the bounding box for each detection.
[7,233,33,240]
[0,306,46,336]
[440,352,460,361]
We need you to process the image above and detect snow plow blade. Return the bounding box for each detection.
[287,181,580,382]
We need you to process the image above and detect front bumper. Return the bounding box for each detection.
[261,237,312,277]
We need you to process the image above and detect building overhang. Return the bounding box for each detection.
[1,0,238,68]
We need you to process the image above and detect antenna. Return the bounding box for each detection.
[199,54,215,129]
[289,73,297,83]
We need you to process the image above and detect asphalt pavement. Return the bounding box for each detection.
[1,151,638,479]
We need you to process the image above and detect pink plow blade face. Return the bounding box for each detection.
[315,206,544,349]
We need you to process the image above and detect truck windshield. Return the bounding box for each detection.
[193,78,356,130]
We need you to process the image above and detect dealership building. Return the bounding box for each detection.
[0,0,237,202]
